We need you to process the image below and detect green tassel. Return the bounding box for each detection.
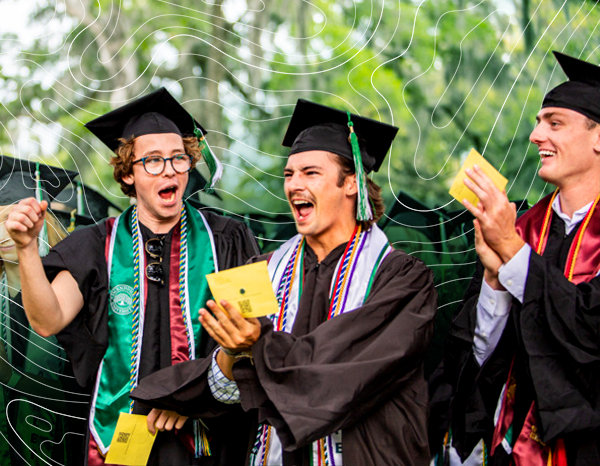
[35,162,49,257]
[193,125,222,194]
[347,112,372,222]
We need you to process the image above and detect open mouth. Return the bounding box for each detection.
[292,200,314,220]
[539,150,556,159]
[158,186,177,202]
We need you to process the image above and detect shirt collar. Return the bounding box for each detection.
[552,193,593,235]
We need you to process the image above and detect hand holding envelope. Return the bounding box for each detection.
[449,147,525,272]
[449,148,508,206]
[200,261,276,373]
[205,261,279,318]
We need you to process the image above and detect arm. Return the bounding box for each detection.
[472,222,531,364]
[7,198,83,337]
[464,167,600,355]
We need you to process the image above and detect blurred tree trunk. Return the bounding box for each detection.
[521,0,535,53]
[203,2,227,152]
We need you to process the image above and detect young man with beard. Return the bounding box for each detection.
[430,52,600,465]
[6,88,259,465]
[132,99,438,465]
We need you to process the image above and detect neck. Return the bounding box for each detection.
[3,262,20,297]
[305,222,358,262]
[136,204,182,234]
[557,182,600,218]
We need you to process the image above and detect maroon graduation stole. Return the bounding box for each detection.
[492,190,600,465]
[515,190,600,284]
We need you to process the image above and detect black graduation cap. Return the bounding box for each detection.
[542,51,600,123]
[84,87,208,152]
[281,99,399,173]
[0,155,78,205]
[52,182,121,221]
[50,208,95,231]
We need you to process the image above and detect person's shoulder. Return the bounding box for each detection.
[55,220,107,247]
[380,248,434,280]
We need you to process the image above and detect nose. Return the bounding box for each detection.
[529,122,545,145]
[284,172,303,193]
[162,158,177,176]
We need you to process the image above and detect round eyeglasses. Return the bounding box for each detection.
[132,154,192,176]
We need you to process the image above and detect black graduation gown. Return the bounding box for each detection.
[42,210,259,466]
[429,214,600,465]
[132,242,437,466]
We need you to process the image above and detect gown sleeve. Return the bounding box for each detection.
[518,252,600,441]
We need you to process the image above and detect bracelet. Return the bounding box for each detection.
[219,346,253,361]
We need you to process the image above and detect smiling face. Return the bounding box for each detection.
[122,132,189,231]
[530,107,600,190]
[284,150,358,248]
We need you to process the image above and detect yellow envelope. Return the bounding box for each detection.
[206,261,278,318]
[104,412,156,466]
[449,148,508,206]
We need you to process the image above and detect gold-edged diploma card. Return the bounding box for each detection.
[206,261,278,318]
[449,148,508,206]
[104,412,156,466]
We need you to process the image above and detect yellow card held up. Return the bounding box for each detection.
[206,261,278,318]
[449,148,508,206]
[104,412,156,466]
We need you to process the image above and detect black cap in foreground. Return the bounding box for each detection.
[542,51,600,123]
[0,155,78,205]
[85,87,207,152]
[281,99,398,173]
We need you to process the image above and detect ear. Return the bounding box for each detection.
[593,126,600,155]
[122,172,135,186]
[345,173,358,196]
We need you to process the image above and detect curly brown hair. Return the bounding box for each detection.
[333,153,385,229]
[110,135,201,197]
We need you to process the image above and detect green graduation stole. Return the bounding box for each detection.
[90,202,216,455]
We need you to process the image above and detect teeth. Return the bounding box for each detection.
[168,191,175,202]
[539,150,555,157]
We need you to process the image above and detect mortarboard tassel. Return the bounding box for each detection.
[347,112,373,222]
[35,162,50,257]
[193,124,223,194]
[76,180,85,216]
[68,209,77,233]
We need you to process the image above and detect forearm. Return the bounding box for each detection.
[18,245,72,336]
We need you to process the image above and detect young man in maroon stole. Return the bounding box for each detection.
[429,52,600,465]
[131,99,438,465]
[6,88,259,465]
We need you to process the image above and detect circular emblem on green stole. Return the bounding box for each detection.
[109,285,134,315]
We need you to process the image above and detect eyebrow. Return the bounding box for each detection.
[536,111,565,122]
[141,148,186,157]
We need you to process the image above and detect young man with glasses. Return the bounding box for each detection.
[131,99,438,465]
[6,88,259,465]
